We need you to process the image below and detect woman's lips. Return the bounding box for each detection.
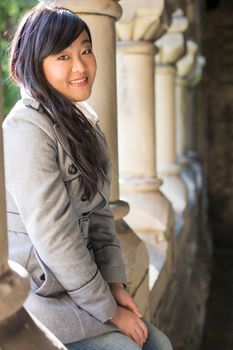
[69,77,88,87]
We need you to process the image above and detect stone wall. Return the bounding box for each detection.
[202,0,233,241]
[152,203,212,350]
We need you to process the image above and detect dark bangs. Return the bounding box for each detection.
[38,8,91,59]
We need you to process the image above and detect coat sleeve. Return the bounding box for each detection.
[3,116,117,323]
[88,201,128,287]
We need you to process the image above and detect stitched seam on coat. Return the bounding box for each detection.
[61,295,86,337]
[67,268,98,292]
[8,229,27,234]
[25,245,34,271]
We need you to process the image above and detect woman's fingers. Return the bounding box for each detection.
[126,298,142,318]
[127,327,143,348]
[129,314,148,346]
[137,317,148,342]
[110,287,143,318]
[134,327,145,347]
[108,306,148,348]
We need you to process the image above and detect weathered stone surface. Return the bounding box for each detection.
[1,308,67,349]
[116,219,149,295]
[152,218,212,350]
[132,273,150,317]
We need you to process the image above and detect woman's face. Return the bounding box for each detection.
[43,30,96,102]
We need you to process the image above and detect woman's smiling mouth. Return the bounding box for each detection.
[69,77,88,86]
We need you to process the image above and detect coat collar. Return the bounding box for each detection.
[20,87,99,126]
[20,88,101,173]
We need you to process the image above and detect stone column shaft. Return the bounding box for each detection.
[155,9,189,239]
[118,42,157,179]
[186,55,206,157]
[176,77,188,161]
[155,62,188,230]
[156,65,176,167]
[175,77,197,207]
[185,55,206,191]
[117,40,173,240]
[175,40,198,207]
[175,40,197,158]
[187,84,197,154]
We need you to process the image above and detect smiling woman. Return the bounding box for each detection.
[43,30,97,102]
[9,6,104,199]
[3,6,173,350]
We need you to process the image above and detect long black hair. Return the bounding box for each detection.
[10,6,107,199]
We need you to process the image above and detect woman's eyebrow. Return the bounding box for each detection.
[68,38,91,49]
[81,39,91,45]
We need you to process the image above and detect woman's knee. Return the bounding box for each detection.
[66,331,142,350]
[144,321,173,350]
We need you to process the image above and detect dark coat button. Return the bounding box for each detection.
[81,194,88,201]
[68,164,77,175]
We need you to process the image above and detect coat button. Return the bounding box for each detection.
[68,164,77,175]
[81,194,88,201]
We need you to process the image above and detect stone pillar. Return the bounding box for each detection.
[0,60,66,349]
[155,9,189,238]
[117,1,174,314]
[116,2,172,233]
[193,56,206,161]
[116,1,174,315]
[175,40,198,207]
[186,55,206,191]
[39,0,149,316]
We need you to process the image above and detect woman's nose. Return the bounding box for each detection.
[72,57,85,73]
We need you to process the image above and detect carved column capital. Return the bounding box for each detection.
[176,40,198,78]
[188,55,206,86]
[116,0,172,41]
[167,8,189,33]
[38,0,122,20]
[155,9,188,64]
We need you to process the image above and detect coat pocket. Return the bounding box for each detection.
[32,248,65,297]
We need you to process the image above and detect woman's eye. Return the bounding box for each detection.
[83,48,92,55]
[57,55,70,60]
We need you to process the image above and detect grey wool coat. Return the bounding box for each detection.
[3,94,127,344]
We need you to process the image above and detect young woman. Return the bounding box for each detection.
[3,6,173,350]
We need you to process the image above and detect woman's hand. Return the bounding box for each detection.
[109,282,142,318]
[108,306,148,348]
